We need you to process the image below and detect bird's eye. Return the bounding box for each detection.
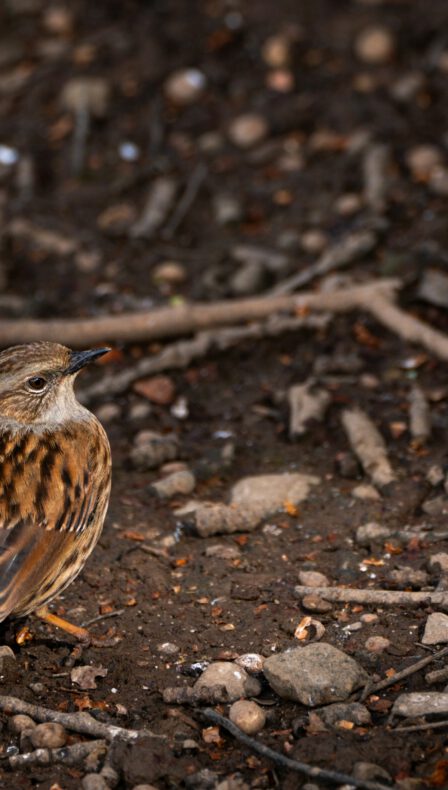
[26,376,48,393]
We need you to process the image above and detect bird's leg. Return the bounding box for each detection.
[35,607,90,643]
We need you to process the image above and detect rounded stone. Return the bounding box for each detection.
[228,114,268,149]
[30,722,67,749]
[194,661,261,701]
[164,68,206,105]
[229,700,266,734]
[82,775,109,790]
[365,636,391,653]
[355,27,395,64]
[9,714,36,734]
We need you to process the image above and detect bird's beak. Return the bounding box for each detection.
[65,347,110,375]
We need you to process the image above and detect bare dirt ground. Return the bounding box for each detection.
[1,0,448,787]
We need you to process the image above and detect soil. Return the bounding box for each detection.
[1,0,448,788]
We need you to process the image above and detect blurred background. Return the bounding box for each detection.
[1,0,448,325]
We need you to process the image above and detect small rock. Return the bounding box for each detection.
[352,484,381,501]
[422,612,448,645]
[365,636,391,653]
[300,229,328,255]
[133,375,175,405]
[318,702,371,727]
[95,403,121,423]
[71,665,108,691]
[82,776,109,790]
[355,522,391,548]
[390,72,424,103]
[344,621,362,632]
[164,68,206,104]
[353,763,392,783]
[30,722,67,749]
[130,431,179,470]
[355,26,395,64]
[422,495,448,516]
[302,594,332,613]
[231,472,319,512]
[418,270,448,310]
[152,261,187,285]
[205,544,241,560]
[361,613,378,624]
[429,553,448,574]
[298,570,329,587]
[389,567,428,588]
[334,193,363,216]
[235,653,265,674]
[426,465,445,487]
[128,401,152,420]
[213,193,243,225]
[262,34,294,67]
[151,470,196,499]
[230,259,266,296]
[393,691,448,718]
[229,700,266,734]
[263,643,368,706]
[9,714,36,734]
[157,642,180,656]
[194,662,261,701]
[406,145,443,180]
[227,114,269,149]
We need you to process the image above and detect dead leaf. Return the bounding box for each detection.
[120,530,145,542]
[202,726,223,745]
[71,665,108,690]
[336,719,354,730]
[133,375,175,405]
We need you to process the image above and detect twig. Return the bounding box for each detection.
[203,708,392,790]
[270,229,377,294]
[81,609,125,628]
[79,314,328,402]
[409,385,431,442]
[8,739,107,769]
[0,695,164,741]
[294,585,448,609]
[341,407,395,487]
[359,645,448,700]
[130,176,178,239]
[394,719,448,733]
[163,162,207,239]
[363,143,390,214]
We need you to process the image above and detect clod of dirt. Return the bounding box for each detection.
[365,636,391,653]
[151,469,196,498]
[194,661,261,701]
[30,722,67,749]
[353,763,393,784]
[229,700,266,735]
[130,431,179,470]
[355,521,392,548]
[263,643,368,706]
[422,612,448,645]
[71,664,108,690]
[109,736,189,786]
[133,375,176,405]
[318,702,371,728]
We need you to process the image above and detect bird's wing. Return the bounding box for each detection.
[0,423,111,619]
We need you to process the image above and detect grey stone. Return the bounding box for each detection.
[393,692,448,718]
[422,612,448,645]
[194,662,261,701]
[263,643,368,706]
[355,522,391,548]
[130,431,178,470]
[30,722,67,749]
[389,567,428,588]
[298,570,329,587]
[318,702,371,727]
[353,762,392,783]
[151,470,196,498]
[82,776,109,790]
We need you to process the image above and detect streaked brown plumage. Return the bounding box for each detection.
[0,342,111,641]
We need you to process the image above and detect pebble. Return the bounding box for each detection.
[128,401,152,420]
[392,691,448,718]
[227,114,269,148]
[130,431,178,470]
[334,193,363,216]
[422,495,448,516]
[205,544,241,560]
[422,612,448,645]
[355,522,391,548]
[152,261,187,285]
[406,145,443,180]
[9,714,36,734]
[30,722,67,749]
[353,763,392,783]
[354,26,395,64]
[429,553,448,573]
[164,68,206,104]
[95,403,121,423]
[82,776,109,790]
[157,642,180,655]
[235,653,265,674]
[390,72,424,103]
[213,193,243,225]
[352,484,381,501]
[389,567,428,588]
[365,636,390,653]
[133,375,175,405]
[302,594,332,613]
[263,643,368,706]
[151,470,196,499]
[318,702,371,727]
[231,472,320,513]
[194,661,261,701]
[262,34,293,67]
[300,229,328,255]
[360,613,378,624]
[298,570,329,587]
[427,465,445,487]
[229,700,266,734]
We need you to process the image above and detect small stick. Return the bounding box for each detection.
[409,384,431,442]
[81,609,125,628]
[363,143,390,214]
[294,585,448,609]
[270,229,377,295]
[341,407,395,486]
[203,708,392,790]
[0,695,164,741]
[359,645,448,700]
[9,739,107,769]
[394,719,448,733]
[130,176,178,239]
[163,162,207,238]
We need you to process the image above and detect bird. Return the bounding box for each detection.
[0,341,111,643]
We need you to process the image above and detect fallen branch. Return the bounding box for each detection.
[341,407,395,487]
[8,739,107,769]
[359,645,448,701]
[294,585,448,609]
[79,314,328,402]
[0,696,164,741]
[203,708,392,790]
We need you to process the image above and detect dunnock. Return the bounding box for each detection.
[0,341,111,642]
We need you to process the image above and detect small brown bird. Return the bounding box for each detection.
[0,342,111,642]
